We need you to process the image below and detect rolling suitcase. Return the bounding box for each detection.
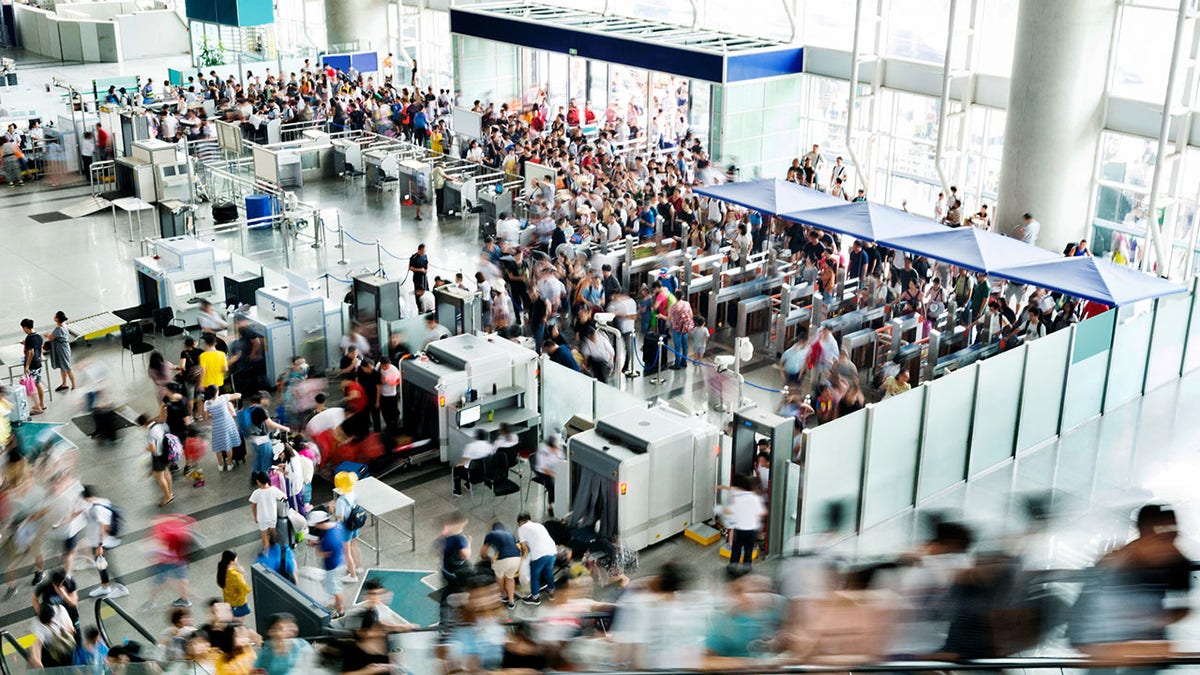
[641,332,665,372]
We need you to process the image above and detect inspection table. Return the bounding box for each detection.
[110,196,155,242]
[353,477,416,565]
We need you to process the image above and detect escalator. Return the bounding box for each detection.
[0,597,165,675]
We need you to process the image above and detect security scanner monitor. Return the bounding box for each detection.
[400,334,540,463]
[731,407,795,556]
[567,406,718,551]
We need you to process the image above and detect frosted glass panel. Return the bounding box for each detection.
[800,413,866,534]
[1061,313,1116,429]
[862,391,924,528]
[918,365,975,501]
[1061,353,1108,430]
[593,382,644,419]
[1104,307,1153,411]
[968,346,1025,476]
[541,359,594,441]
[1146,293,1190,390]
[1016,329,1070,451]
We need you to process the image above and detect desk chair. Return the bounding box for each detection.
[342,162,365,187]
[150,307,187,347]
[120,321,154,373]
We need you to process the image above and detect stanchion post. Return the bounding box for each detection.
[376,240,383,275]
[649,335,666,385]
[336,224,348,265]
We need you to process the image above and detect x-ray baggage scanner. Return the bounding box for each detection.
[567,406,718,551]
[256,279,327,372]
[400,334,540,464]
[134,236,231,325]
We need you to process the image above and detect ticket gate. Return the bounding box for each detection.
[769,282,814,357]
[843,328,877,380]
[735,295,773,351]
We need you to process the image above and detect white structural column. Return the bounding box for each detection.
[324,0,390,53]
[995,0,1117,249]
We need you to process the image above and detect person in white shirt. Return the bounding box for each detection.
[532,435,564,517]
[497,212,521,244]
[491,423,520,464]
[378,357,401,431]
[248,471,286,551]
[423,313,451,347]
[83,485,128,599]
[1015,212,1040,245]
[453,430,494,496]
[517,513,558,605]
[415,289,435,315]
[719,474,765,571]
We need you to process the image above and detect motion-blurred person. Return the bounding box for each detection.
[253,613,312,675]
[611,561,709,669]
[146,514,197,609]
[706,573,785,659]
[305,509,346,617]
[876,520,975,658]
[83,485,128,599]
[1068,504,1191,659]
[138,413,175,507]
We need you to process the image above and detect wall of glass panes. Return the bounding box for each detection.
[785,75,1004,221]
[1092,134,1200,277]
[714,75,805,180]
[453,35,521,110]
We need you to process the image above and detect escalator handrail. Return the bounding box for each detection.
[0,630,30,675]
[94,596,158,647]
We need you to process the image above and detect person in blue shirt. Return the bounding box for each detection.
[481,523,522,609]
[75,626,109,670]
[413,108,429,146]
[543,339,581,371]
[638,202,657,239]
[306,510,345,617]
[253,612,312,675]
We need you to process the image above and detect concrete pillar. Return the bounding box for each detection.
[324,0,390,53]
[995,0,1116,250]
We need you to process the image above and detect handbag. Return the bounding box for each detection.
[19,374,35,395]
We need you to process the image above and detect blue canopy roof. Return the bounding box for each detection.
[882,226,1059,274]
[992,256,1186,306]
[692,179,845,216]
[779,201,945,242]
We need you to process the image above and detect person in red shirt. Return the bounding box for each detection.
[94,123,110,160]
[566,98,580,126]
[584,101,597,125]
[149,514,197,608]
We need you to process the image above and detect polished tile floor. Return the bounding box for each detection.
[2,56,1200,657]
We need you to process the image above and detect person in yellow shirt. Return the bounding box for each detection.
[198,334,228,391]
[218,550,251,617]
[429,123,444,156]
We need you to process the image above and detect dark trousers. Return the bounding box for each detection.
[453,465,473,494]
[367,405,381,433]
[730,528,757,567]
[381,395,399,431]
[533,471,555,506]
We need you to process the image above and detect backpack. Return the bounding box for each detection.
[160,428,183,464]
[340,495,367,531]
[94,502,123,539]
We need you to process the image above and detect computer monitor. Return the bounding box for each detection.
[173,281,191,297]
[193,277,213,294]
[458,405,480,426]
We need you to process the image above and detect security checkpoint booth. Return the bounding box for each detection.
[400,334,540,465]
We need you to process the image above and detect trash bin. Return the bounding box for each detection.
[245,194,275,230]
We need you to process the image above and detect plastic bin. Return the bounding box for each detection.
[245,193,275,230]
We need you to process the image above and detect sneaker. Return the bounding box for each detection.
[342,574,359,583]
[193,480,205,488]
[89,586,112,598]
[171,598,192,608]
[108,584,129,599]
[451,490,463,497]
[31,570,44,586]
[521,595,540,606]
[1,587,16,602]
[546,590,555,601]
[505,601,516,611]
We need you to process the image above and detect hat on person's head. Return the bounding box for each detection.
[333,471,358,495]
[306,510,330,526]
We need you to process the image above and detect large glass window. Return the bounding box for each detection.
[976,0,1018,75]
[886,0,950,63]
[1113,6,1190,102]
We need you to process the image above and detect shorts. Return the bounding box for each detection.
[61,532,80,554]
[323,565,345,596]
[151,456,170,473]
[257,521,275,532]
[28,368,42,385]
[155,562,188,581]
[492,557,520,579]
